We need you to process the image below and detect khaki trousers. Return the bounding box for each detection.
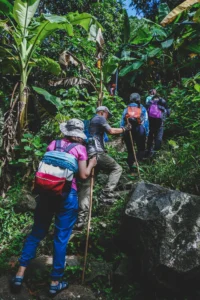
[78,152,122,220]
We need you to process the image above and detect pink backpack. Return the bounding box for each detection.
[148,101,162,119]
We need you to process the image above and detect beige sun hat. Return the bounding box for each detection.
[60,118,86,140]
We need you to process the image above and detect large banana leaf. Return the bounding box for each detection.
[67,12,100,31]
[0,0,13,15]
[13,0,40,29]
[161,0,200,26]
[33,86,63,110]
[28,12,98,48]
[34,56,61,76]
[28,20,73,48]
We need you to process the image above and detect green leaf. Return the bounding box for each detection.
[194,84,200,92]
[119,61,143,77]
[32,86,63,109]
[28,19,73,48]
[43,14,69,23]
[18,158,30,163]
[148,48,162,58]
[67,12,95,31]
[168,140,179,149]
[0,0,13,15]
[103,56,119,83]
[24,146,32,151]
[186,43,200,54]
[35,56,61,76]
[193,8,200,22]
[131,28,151,44]
[161,38,174,48]
[158,3,170,22]
[13,0,40,29]
[35,150,43,156]
[23,133,33,138]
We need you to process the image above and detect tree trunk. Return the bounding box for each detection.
[19,70,28,130]
[97,63,103,106]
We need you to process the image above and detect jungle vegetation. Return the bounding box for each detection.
[0,0,200,298]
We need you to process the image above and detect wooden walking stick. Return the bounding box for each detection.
[127,119,141,179]
[81,167,95,284]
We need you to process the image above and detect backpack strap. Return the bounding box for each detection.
[63,143,79,153]
[55,140,79,153]
[55,140,62,151]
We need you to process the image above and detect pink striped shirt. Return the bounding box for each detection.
[47,139,88,190]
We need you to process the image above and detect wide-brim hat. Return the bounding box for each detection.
[96,106,113,117]
[60,118,86,140]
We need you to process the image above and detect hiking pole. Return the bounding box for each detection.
[82,167,95,284]
[127,119,141,179]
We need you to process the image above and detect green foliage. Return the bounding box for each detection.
[144,75,200,194]
[0,178,33,273]
[34,56,61,76]
[33,86,63,109]
[130,0,184,19]
[10,132,47,173]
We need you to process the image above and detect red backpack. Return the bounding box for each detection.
[125,106,142,124]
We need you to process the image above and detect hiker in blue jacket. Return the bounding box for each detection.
[121,93,149,173]
[146,95,170,155]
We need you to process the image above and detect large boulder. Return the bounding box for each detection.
[120,181,200,292]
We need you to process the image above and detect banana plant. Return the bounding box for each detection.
[161,0,200,26]
[0,0,101,130]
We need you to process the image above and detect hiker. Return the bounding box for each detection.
[146,88,157,105]
[11,119,97,296]
[146,95,170,155]
[121,93,149,174]
[76,106,132,228]
[110,83,116,96]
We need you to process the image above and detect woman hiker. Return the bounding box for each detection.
[11,119,97,296]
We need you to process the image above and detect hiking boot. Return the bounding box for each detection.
[101,191,119,198]
[73,219,86,230]
[99,191,119,205]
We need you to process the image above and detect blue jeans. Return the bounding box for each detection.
[19,188,78,280]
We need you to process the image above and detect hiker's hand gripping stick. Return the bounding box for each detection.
[123,123,132,132]
[89,155,97,167]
